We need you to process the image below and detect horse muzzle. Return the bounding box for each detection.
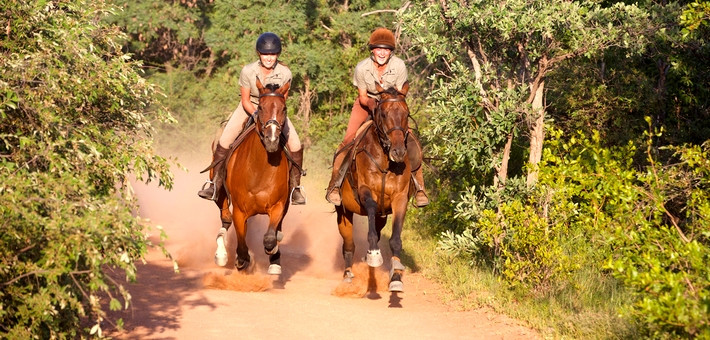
[389,144,407,163]
[261,120,282,153]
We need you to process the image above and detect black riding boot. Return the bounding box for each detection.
[289,148,306,205]
[198,144,229,201]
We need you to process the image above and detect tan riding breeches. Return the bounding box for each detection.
[217,103,301,151]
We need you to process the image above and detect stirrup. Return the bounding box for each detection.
[290,186,306,205]
[413,190,429,208]
[198,180,217,201]
[326,187,342,206]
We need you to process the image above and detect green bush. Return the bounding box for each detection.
[1,0,173,337]
[441,127,709,337]
[606,138,710,338]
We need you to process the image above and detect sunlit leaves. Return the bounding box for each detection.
[1,0,173,337]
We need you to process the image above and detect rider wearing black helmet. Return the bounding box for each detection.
[198,32,306,205]
[256,32,282,55]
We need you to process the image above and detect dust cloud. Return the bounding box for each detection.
[131,152,395,293]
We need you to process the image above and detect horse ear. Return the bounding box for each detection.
[375,81,385,94]
[277,80,291,95]
[256,76,265,92]
[399,81,409,96]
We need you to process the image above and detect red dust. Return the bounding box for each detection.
[332,262,391,297]
[202,269,272,292]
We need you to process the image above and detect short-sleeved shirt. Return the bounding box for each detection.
[239,61,292,105]
[352,55,407,98]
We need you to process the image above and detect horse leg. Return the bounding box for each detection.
[388,195,409,292]
[264,206,286,275]
[361,189,383,267]
[233,212,251,271]
[336,205,355,282]
[214,197,232,267]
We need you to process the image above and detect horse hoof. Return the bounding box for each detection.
[267,264,282,275]
[366,250,383,267]
[389,280,404,292]
[265,244,279,255]
[236,259,250,271]
[276,231,284,242]
[343,270,354,283]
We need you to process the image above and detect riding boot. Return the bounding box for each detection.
[325,146,348,206]
[289,148,306,205]
[198,144,230,201]
[411,166,429,208]
[407,136,429,208]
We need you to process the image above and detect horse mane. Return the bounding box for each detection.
[381,86,401,96]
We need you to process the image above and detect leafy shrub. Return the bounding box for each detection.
[606,138,710,338]
[441,127,709,337]
[1,0,173,337]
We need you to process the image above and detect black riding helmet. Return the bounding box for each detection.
[256,32,282,54]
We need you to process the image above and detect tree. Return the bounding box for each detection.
[401,0,651,189]
[0,0,173,337]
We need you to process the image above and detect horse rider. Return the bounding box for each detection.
[198,32,306,205]
[324,27,429,208]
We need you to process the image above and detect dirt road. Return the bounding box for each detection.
[108,160,539,339]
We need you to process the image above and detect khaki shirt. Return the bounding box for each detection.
[352,55,407,98]
[239,61,292,105]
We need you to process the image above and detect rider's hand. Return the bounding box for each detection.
[366,98,377,112]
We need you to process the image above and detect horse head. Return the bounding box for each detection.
[374,81,410,163]
[255,77,290,153]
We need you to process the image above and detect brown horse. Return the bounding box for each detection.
[213,78,291,275]
[336,82,414,292]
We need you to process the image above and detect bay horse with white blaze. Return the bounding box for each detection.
[335,81,415,292]
[212,78,292,275]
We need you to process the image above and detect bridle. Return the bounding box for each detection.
[253,91,286,138]
[373,95,409,151]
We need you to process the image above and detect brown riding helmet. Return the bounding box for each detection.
[368,28,395,50]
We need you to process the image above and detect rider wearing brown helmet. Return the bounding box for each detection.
[198,32,306,205]
[325,27,429,208]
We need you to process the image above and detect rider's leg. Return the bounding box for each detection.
[284,118,306,205]
[197,143,230,201]
[326,99,369,205]
[218,105,249,148]
[407,134,429,208]
[198,105,248,201]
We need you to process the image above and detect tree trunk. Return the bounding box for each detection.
[298,76,313,147]
[494,129,514,189]
[526,80,545,187]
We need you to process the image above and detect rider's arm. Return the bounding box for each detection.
[358,87,376,112]
[241,86,256,114]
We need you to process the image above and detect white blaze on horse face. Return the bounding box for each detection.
[267,114,279,143]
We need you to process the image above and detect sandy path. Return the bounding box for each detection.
[107,159,539,339]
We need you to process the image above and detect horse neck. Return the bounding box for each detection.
[232,130,286,169]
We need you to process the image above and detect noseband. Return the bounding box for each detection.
[374,96,409,150]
